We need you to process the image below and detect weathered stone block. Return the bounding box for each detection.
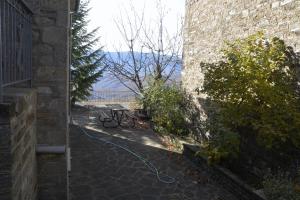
[42,27,68,45]
[272,1,280,8]
[32,43,54,57]
[281,0,294,6]
[40,0,68,11]
[56,10,69,27]
[32,28,41,42]
[37,87,53,95]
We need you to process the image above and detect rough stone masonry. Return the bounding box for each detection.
[1,0,78,199]
[27,0,71,199]
[182,0,300,99]
[22,0,78,199]
[0,88,37,200]
[182,1,300,196]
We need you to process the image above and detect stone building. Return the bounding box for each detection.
[182,0,300,191]
[183,0,300,99]
[0,0,79,199]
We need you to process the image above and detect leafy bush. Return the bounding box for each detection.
[142,81,189,136]
[198,101,241,164]
[263,171,300,200]
[201,32,300,162]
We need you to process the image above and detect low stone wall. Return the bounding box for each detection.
[227,133,300,185]
[183,144,266,200]
[0,88,37,200]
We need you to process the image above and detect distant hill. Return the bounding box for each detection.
[93,51,182,91]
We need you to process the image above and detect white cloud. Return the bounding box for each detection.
[87,0,186,52]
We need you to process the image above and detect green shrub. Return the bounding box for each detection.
[198,100,240,164]
[263,171,300,200]
[141,81,189,136]
[201,32,300,162]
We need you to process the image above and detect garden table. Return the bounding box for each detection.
[111,108,129,126]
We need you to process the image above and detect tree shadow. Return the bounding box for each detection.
[71,104,166,149]
[183,91,300,188]
[69,123,236,200]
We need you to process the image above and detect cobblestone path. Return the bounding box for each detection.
[70,105,237,200]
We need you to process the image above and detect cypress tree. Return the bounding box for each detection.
[71,0,104,105]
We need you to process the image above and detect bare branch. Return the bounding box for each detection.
[106,0,183,94]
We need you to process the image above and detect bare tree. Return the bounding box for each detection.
[105,0,183,95]
[143,0,183,82]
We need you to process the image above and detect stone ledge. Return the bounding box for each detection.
[183,144,266,200]
[3,88,37,117]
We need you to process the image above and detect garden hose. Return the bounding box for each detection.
[72,119,176,184]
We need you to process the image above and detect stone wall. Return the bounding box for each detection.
[31,0,70,146]
[182,0,300,189]
[228,131,300,184]
[31,0,70,198]
[23,0,72,199]
[183,0,300,97]
[0,104,13,200]
[1,0,79,199]
[183,144,266,200]
[0,88,37,200]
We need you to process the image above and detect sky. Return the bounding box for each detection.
[87,0,186,52]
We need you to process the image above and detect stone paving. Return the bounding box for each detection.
[70,105,237,200]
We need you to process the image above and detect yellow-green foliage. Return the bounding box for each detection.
[201,32,300,162]
[198,101,241,164]
[142,81,189,136]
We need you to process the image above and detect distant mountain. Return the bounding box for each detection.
[93,51,182,91]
